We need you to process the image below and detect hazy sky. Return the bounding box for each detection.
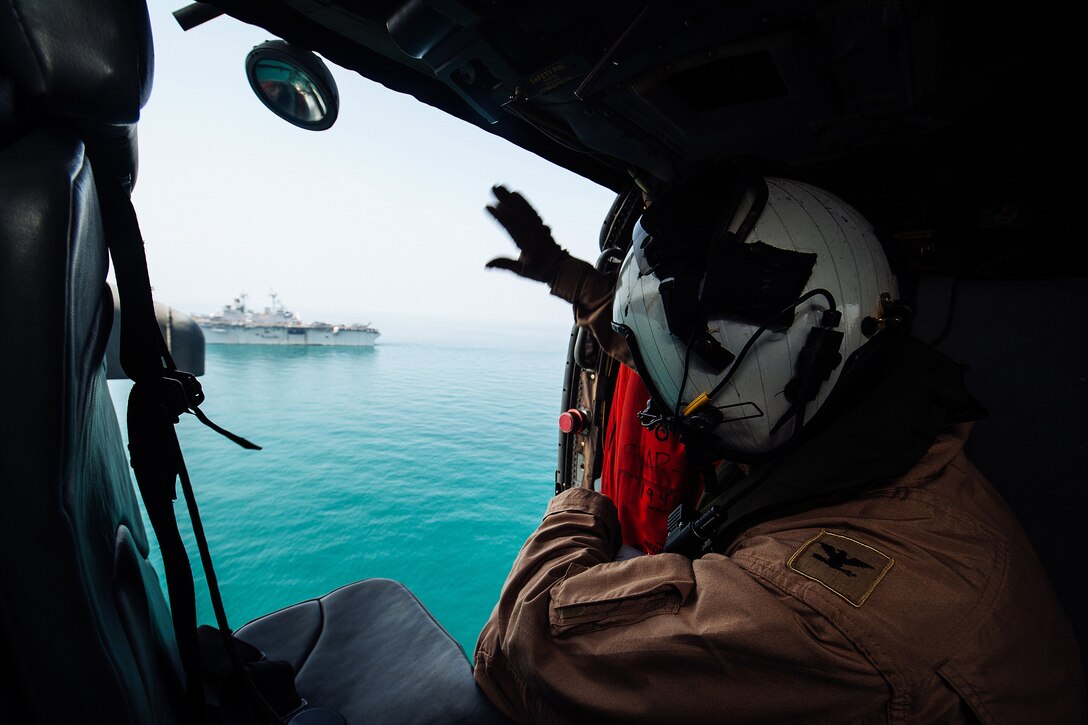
[135,0,618,334]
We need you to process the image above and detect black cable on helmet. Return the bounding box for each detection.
[674,329,699,418]
[702,287,837,404]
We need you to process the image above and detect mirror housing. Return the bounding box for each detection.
[245,40,339,131]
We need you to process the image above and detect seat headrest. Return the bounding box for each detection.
[0,0,153,122]
[0,0,153,187]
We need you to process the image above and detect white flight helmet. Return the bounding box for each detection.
[612,173,900,460]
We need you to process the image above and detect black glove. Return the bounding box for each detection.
[485,185,568,284]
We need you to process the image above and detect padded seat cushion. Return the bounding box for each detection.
[235,579,509,724]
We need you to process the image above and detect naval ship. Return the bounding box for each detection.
[193,293,380,346]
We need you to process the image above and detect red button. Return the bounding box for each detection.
[559,408,587,434]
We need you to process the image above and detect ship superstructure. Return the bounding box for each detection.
[193,293,380,346]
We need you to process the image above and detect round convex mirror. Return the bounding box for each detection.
[246,40,339,130]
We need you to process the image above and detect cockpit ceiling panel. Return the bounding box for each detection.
[282,0,430,71]
[210,0,1088,192]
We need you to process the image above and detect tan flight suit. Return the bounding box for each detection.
[474,424,1083,723]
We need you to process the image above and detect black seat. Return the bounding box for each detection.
[1,122,186,722]
[0,2,183,720]
[235,580,501,724]
[0,2,505,722]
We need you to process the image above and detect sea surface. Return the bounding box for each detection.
[107,320,573,655]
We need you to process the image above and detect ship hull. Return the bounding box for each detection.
[198,324,379,346]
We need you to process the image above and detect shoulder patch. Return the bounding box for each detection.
[787,531,894,607]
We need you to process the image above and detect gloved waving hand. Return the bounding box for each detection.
[485,185,568,285]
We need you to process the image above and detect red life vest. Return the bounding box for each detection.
[600,366,702,553]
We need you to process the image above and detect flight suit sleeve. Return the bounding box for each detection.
[548,255,633,368]
[473,488,888,723]
[474,487,621,721]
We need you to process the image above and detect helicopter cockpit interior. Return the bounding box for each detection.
[1,0,1084,722]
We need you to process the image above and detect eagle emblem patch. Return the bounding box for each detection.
[787,531,893,607]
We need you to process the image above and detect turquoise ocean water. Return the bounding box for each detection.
[107,321,571,655]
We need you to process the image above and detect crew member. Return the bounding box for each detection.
[485,185,700,554]
[476,172,1083,722]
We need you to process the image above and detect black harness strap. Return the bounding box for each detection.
[94,172,289,724]
[96,172,208,722]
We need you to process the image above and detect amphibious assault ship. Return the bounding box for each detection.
[193,293,380,346]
